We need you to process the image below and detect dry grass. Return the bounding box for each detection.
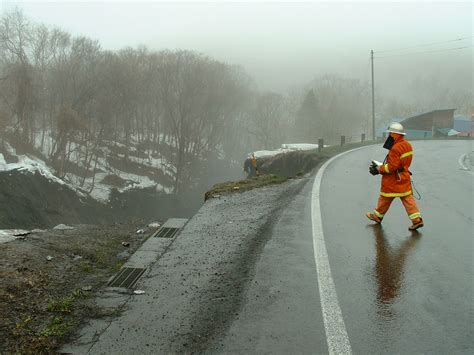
[205,174,288,200]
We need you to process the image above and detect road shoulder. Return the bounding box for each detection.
[64,176,309,353]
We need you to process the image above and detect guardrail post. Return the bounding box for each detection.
[318,138,324,152]
[340,135,345,146]
[361,133,365,142]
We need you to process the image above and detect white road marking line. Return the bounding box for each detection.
[311,146,370,354]
[458,153,474,175]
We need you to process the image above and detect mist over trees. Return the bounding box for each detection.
[251,92,289,149]
[310,75,371,142]
[0,8,470,196]
[0,9,258,194]
[295,89,319,143]
[381,76,472,119]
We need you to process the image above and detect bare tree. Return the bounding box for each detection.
[50,106,88,177]
[156,50,249,193]
[251,92,286,149]
[0,10,259,197]
[0,8,35,143]
[309,74,370,143]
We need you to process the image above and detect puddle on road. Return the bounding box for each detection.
[368,225,421,318]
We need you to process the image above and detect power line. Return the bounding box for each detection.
[375,36,473,54]
[369,36,472,141]
[374,45,472,59]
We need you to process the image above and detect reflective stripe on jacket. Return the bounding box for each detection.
[378,137,413,197]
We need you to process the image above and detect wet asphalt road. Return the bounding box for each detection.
[208,169,326,353]
[65,140,473,354]
[319,140,473,353]
[211,140,473,353]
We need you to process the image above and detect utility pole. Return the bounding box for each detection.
[371,49,375,140]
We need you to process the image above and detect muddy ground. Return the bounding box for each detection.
[0,221,159,353]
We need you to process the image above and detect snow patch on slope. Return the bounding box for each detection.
[0,230,29,244]
[2,134,177,204]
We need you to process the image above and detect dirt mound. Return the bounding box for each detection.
[0,170,113,229]
[0,169,201,229]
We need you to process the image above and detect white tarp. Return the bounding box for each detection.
[252,143,326,159]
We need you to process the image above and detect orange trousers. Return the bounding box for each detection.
[373,194,422,221]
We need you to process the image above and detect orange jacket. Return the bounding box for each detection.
[378,136,413,197]
[251,157,257,168]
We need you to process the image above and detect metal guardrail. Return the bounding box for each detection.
[316,133,472,152]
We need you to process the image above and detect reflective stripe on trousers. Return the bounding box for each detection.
[374,194,421,221]
[380,190,412,198]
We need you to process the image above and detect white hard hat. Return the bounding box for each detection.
[386,122,405,135]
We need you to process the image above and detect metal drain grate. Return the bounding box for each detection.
[152,227,180,239]
[108,267,146,288]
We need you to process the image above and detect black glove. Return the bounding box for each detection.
[369,162,379,176]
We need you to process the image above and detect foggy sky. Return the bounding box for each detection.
[5,1,473,96]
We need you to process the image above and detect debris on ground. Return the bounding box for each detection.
[0,222,147,353]
[116,250,131,260]
[53,224,75,231]
[46,255,54,261]
[148,222,161,228]
[133,290,145,295]
[122,241,130,247]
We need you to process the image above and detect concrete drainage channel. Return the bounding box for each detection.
[60,218,188,353]
[107,218,188,289]
[151,226,182,239]
[107,267,147,289]
[106,219,187,289]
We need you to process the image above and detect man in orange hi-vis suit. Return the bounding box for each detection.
[367,122,424,231]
